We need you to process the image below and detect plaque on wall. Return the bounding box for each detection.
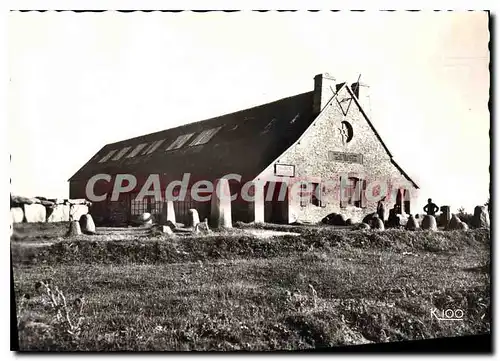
[328,151,363,164]
[274,164,295,177]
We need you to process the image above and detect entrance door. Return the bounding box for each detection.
[395,189,411,214]
[264,182,289,224]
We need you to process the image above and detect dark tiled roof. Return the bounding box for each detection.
[70,84,419,190]
[69,91,315,183]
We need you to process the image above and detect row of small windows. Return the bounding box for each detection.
[97,127,222,163]
[97,113,304,164]
[299,177,367,209]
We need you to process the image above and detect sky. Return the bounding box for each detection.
[8,11,490,213]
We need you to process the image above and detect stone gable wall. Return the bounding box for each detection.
[257,85,417,223]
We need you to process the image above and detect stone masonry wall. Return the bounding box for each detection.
[256,84,417,224]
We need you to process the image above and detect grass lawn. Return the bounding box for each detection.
[12,223,490,351]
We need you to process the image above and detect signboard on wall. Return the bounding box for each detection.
[328,151,363,164]
[274,164,295,177]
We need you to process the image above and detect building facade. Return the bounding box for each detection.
[69,73,419,226]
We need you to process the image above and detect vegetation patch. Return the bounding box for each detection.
[12,222,490,350]
[12,225,490,266]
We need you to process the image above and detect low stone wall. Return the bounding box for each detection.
[10,195,92,223]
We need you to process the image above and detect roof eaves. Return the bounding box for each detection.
[391,158,420,189]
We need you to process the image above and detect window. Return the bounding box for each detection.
[127,143,148,158]
[111,146,132,161]
[166,133,194,151]
[340,177,365,208]
[189,127,222,146]
[312,183,321,207]
[141,141,158,155]
[98,150,117,163]
[339,121,354,144]
[299,183,309,207]
[261,118,277,134]
[145,139,165,155]
[298,182,325,207]
[131,195,162,216]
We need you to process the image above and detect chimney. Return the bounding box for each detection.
[350,81,372,118]
[313,73,336,115]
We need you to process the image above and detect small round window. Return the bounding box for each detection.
[340,121,354,144]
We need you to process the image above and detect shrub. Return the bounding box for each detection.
[17,280,86,351]
[12,228,490,266]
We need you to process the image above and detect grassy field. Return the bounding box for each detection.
[11,222,490,351]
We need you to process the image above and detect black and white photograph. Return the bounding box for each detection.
[8,9,491,352]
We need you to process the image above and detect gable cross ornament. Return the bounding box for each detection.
[338,122,349,145]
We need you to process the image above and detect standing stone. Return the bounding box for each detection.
[139,212,153,226]
[162,221,177,230]
[321,213,334,224]
[439,206,451,227]
[195,218,211,233]
[472,205,490,228]
[421,215,437,231]
[447,214,463,230]
[48,198,65,204]
[164,220,177,230]
[39,199,55,207]
[396,214,408,227]
[386,208,400,228]
[187,208,200,228]
[10,207,24,223]
[405,215,419,231]
[161,225,174,235]
[23,204,46,223]
[11,195,41,206]
[357,222,371,230]
[67,221,82,236]
[210,178,232,228]
[333,214,346,226]
[321,213,346,226]
[68,198,90,205]
[371,217,385,230]
[79,214,96,234]
[160,200,176,225]
[362,213,377,225]
[46,204,70,222]
[69,204,89,222]
[377,202,386,221]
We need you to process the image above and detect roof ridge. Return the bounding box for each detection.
[106,90,314,146]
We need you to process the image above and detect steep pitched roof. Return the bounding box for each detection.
[69,91,316,182]
[70,80,419,190]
